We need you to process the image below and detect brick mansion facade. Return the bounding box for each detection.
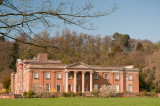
[11,53,139,94]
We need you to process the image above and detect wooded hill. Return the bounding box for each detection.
[0,29,160,91]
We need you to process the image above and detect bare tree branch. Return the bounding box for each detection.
[0,0,117,48]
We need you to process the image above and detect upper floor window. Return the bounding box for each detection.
[34,72,39,79]
[85,73,88,79]
[68,73,72,79]
[57,73,61,79]
[128,74,132,81]
[115,74,119,80]
[77,73,80,79]
[46,73,50,79]
[94,73,98,79]
[85,85,88,91]
[105,74,108,79]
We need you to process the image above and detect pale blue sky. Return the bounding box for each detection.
[12,0,160,42]
[47,0,160,42]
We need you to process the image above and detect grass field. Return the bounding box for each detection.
[0,97,160,106]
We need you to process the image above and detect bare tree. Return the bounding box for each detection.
[0,0,117,48]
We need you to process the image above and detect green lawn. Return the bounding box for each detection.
[0,97,160,106]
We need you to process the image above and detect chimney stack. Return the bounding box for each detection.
[38,53,48,62]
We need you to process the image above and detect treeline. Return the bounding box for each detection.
[0,29,160,91]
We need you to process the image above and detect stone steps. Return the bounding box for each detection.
[14,94,23,99]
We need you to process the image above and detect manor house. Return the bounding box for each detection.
[11,53,139,94]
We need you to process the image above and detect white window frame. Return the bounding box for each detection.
[94,73,98,79]
[115,84,119,92]
[46,73,50,79]
[57,84,61,92]
[68,85,72,91]
[45,83,50,92]
[128,74,132,81]
[128,85,132,92]
[94,84,98,90]
[34,72,39,79]
[68,73,72,79]
[105,74,108,79]
[57,73,61,79]
[115,74,119,80]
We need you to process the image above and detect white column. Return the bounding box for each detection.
[74,71,77,93]
[90,72,93,92]
[82,71,85,92]
[65,72,68,92]
[121,72,124,93]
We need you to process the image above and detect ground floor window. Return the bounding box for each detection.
[68,85,72,91]
[115,84,119,92]
[34,83,39,92]
[57,84,61,92]
[128,85,132,92]
[76,85,80,92]
[45,84,50,92]
[85,85,88,91]
[94,84,98,90]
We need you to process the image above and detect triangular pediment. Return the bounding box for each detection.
[66,62,92,69]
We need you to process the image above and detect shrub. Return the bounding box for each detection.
[8,85,11,92]
[62,92,75,97]
[51,89,57,93]
[1,88,7,93]
[42,92,55,98]
[99,85,117,98]
[2,76,11,90]
[25,90,34,98]
[70,92,75,97]
[66,91,75,97]
[155,89,160,93]
[75,92,82,97]
[151,89,156,93]
[140,91,147,97]
[62,92,66,97]
[92,90,100,97]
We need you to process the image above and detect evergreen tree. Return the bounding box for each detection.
[21,48,34,59]
[9,41,19,72]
